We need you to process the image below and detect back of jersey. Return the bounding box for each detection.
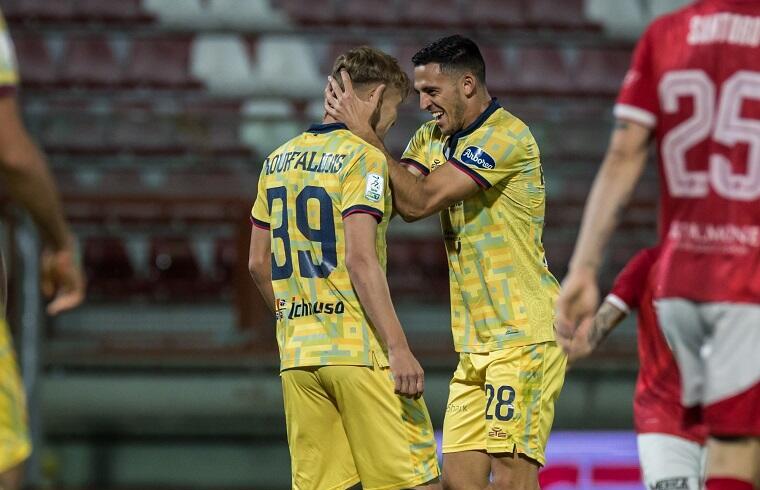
[615,0,760,303]
[251,122,392,370]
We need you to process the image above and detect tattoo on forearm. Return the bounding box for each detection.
[589,307,618,347]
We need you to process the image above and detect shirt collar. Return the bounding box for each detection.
[307,122,348,134]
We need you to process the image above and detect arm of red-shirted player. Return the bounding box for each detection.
[248,226,275,314]
[324,71,480,221]
[555,120,651,347]
[561,300,628,364]
[343,213,424,399]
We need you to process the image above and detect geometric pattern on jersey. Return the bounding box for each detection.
[402,99,559,352]
[0,318,31,473]
[251,123,392,370]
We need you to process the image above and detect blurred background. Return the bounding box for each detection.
[0,0,693,488]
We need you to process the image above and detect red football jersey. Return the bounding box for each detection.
[615,0,760,303]
[607,247,707,443]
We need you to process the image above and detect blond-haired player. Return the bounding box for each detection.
[248,47,441,490]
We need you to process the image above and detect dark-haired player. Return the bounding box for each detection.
[556,1,760,489]
[326,35,564,490]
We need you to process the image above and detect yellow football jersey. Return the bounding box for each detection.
[401,99,559,353]
[0,11,18,90]
[251,122,392,370]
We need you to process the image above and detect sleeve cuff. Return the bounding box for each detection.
[400,158,430,176]
[605,294,631,314]
[341,204,383,223]
[449,158,491,189]
[613,103,656,128]
[250,216,270,230]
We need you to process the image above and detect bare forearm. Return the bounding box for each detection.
[0,142,71,251]
[588,303,626,349]
[348,260,408,350]
[569,126,649,273]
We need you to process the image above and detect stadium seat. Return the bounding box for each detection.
[463,0,526,28]
[208,0,289,29]
[240,99,300,156]
[335,0,398,27]
[399,0,462,28]
[2,0,76,23]
[574,48,632,95]
[124,37,202,89]
[84,236,137,298]
[190,34,256,96]
[110,108,179,155]
[526,0,592,29]
[479,45,511,94]
[213,236,238,286]
[59,37,122,88]
[141,0,211,28]
[149,236,203,298]
[13,36,58,88]
[508,47,572,95]
[73,0,153,24]
[180,100,250,156]
[586,0,648,39]
[253,36,322,97]
[277,0,335,26]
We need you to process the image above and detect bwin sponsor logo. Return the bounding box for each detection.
[461,146,495,169]
[287,297,345,319]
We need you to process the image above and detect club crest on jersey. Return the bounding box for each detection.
[461,146,495,170]
[365,173,384,202]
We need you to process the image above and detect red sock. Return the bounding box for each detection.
[705,478,755,490]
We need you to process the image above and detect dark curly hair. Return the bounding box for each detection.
[411,35,486,83]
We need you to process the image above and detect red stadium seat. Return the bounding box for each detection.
[149,236,203,298]
[463,0,526,28]
[73,0,153,24]
[3,0,76,22]
[526,0,594,29]
[336,0,397,26]
[278,0,335,25]
[84,236,138,298]
[399,0,463,28]
[479,45,511,94]
[574,48,632,95]
[124,37,202,89]
[508,47,572,95]
[13,36,58,88]
[110,106,180,155]
[59,37,122,88]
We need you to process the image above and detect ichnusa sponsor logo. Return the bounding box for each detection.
[461,146,495,170]
[287,297,345,319]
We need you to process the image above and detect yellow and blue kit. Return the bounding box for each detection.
[402,99,565,464]
[251,122,440,489]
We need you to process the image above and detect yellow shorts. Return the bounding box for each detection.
[0,318,31,473]
[442,341,566,465]
[281,360,440,490]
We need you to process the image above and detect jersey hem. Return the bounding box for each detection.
[614,103,657,128]
[341,204,383,223]
[455,334,557,353]
[250,216,270,230]
[635,429,706,445]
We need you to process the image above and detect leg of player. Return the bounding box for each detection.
[637,433,704,490]
[704,437,760,489]
[489,451,539,490]
[441,450,491,490]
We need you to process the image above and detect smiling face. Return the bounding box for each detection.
[414,62,468,136]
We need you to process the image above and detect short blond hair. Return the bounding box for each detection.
[331,46,411,99]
